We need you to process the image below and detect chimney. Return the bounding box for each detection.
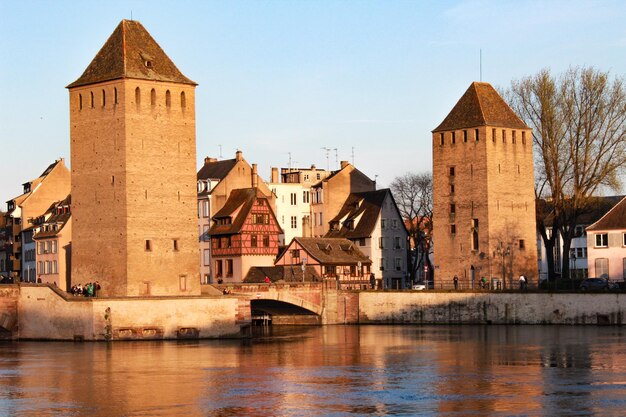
[271,167,279,183]
[252,163,258,188]
[204,156,218,165]
[340,160,349,169]
[235,150,243,161]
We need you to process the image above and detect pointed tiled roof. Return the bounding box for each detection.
[587,196,626,231]
[67,20,196,88]
[433,82,528,132]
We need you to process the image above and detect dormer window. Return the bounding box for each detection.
[23,183,31,194]
[145,60,153,68]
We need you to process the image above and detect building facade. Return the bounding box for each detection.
[586,196,626,281]
[68,20,199,296]
[432,82,538,289]
[32,196,72,291]
[197,151,273,283]
[208,188,282,282]
[326,189,409,289]
[4,159,70,281]
[310,161,375,237]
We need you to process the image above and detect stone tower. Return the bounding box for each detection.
[432,82,538,289]
[67,20,199,296]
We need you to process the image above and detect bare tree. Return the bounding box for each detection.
[506,67,626,280]
[390,172,433,282]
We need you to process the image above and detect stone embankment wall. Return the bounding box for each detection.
[359,292,626,325]
[17,285,248,340]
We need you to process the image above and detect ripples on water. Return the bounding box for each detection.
[0,326,625,416]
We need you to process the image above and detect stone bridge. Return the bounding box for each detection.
[216,283,359,325]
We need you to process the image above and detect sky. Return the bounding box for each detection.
[1,0,626,206]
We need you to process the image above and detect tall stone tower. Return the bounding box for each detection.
[67,20,200,296]
[432,82,538,289]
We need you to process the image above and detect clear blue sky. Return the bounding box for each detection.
[1,1,626,206]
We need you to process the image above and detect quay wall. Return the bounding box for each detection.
[358,292,626,325]
[17,285,248,340]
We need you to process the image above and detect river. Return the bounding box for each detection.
[0,325,625,416]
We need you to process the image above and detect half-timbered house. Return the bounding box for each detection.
[275,237,372,289]
[208,188,282,282]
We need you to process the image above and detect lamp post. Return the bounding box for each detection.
[495,244,511,290]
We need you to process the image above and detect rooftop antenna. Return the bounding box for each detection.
[288,152,293,169]
[374,174,378,190]
[351,147,355,165]
[321,147,331,171]
[333,148,338,168]
[131,11,133,21]
[218,144,222,159]
[479,49,482,82]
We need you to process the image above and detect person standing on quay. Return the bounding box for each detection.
[453,275,459,290]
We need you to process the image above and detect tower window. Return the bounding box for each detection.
[450,224,456,235]
[472,229,479,251]
[450,184,455,195]
[173,239,179,251]
[519,239,525,250]
[135,87,141,108]
[166,90,171,107]
[79,94,82,110]
[492,128,496,143]
[440,132,444,146]
[522,131,526,145]
[151,89,156,107]
[181,91,186,109]
[451,132,456,144]
[450,204,456,214]
[502,129,506,143]
[101,89,106,107]
[463,130,468,143]
[114,87,118,104]
[475,128,479,142]
[512,130,516,144]
[90,91,94,108]
[145,240,152,251]
[449,166,455,177]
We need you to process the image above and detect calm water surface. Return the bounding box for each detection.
[1,325,626,416]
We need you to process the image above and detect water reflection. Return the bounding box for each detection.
[0,326,625,416]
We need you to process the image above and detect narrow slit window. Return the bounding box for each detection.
[475,128,479,142]
[79,94,83,110]
[166,90,171,107]
[114,87,118,104]
[173,239,179,251]
[151,89,156,107]
[440,132,444,146]
[463,130,468,142]
[102,89,106,107]
[90,91,94,108]
[181,91,186,109]
[492,128,496,143]
[135,87,141,108]
[145,240,152,251]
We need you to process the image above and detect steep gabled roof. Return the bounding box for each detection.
[433,82,528,132]
[288,237,372,265]
[197,158,238,182]
[587,196,626,231]
[326,189,388,239]
[208,188,278,236]
[539,196,625,227]
[67,19,196,88]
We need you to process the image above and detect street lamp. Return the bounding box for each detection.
[494,244,511,290]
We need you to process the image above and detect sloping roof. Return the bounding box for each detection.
[312,163,374,189]
[68,19,196,88]
[33,195,71,239]
[197,158,238,182]
[433,82,528,132]
[539,196,624,227]
[587,196,626,231]
[290,237,372,265]
[244,265,322,283]
[326,189,388,239]
[208,188,278,236]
